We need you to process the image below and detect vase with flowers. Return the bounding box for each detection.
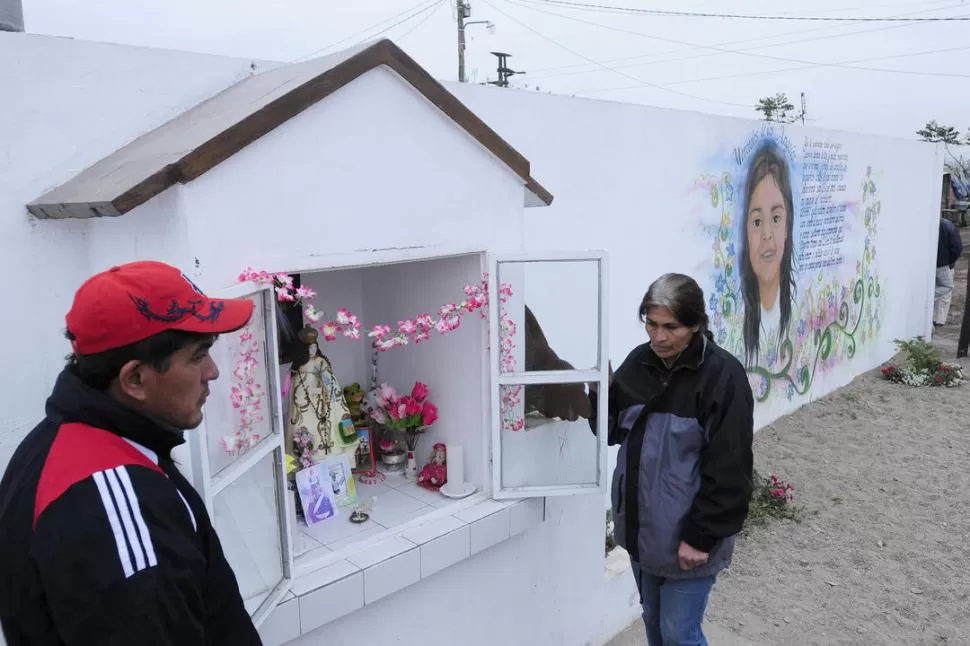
[365,381,439,481]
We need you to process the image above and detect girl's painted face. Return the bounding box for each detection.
[746,175,788,293]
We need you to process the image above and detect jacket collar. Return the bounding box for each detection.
[642,330,710,373]
[45,367,186,459]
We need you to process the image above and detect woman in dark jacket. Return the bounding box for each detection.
[590,273,754,646]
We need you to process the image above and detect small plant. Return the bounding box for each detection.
[881,337,965,387]
[746,470,800,531]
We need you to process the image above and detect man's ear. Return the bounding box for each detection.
[116,360,148,402]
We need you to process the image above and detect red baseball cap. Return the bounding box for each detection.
[66,261,255,355]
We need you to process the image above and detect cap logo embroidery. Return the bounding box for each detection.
[128,294,225,324]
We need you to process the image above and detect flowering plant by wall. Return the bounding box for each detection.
[881,337,965,387]
[237,268,525,432]
[746,470,800,530]
[222,324,266,456]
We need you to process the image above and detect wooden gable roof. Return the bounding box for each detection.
[26,38,553,220]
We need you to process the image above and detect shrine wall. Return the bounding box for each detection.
[180,65,527,291]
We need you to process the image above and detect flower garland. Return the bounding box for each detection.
[238,268,524,431]
[222,325,266,455]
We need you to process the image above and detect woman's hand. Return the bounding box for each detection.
[677,541,709,571]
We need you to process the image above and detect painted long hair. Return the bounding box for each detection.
[738,142,796,367]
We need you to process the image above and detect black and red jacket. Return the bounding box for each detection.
[0,367,261,645]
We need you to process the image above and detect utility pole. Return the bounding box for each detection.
[800,92,807,125]
[457,0,470,83]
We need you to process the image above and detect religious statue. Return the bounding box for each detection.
[286,325,360,467]
[417,443,447,491]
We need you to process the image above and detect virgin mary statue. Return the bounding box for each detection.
[286,325,359,467]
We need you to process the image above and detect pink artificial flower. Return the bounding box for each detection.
[379,439,396,452]
[275,286,295,302]
[421,401,439,427]
[344,326,361,340]
[398,319,418,335]
[304,305,324,323]
[368,324,392,340]
[336,308,357,326]
[377,383,397,406]
[411,382,429,403]
[321,322,337,341]
[275,273,294,288]
[295,285,317,300]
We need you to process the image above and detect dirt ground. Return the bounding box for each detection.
[703,229,970,645]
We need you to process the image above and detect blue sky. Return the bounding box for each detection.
[23,0,970,141]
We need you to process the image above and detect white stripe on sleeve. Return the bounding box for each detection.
[92,471,135,578]
[114,467,159,568]
[176,490,198,533]
[104,469,147,572]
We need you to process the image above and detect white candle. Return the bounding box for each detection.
[448,444,464,490]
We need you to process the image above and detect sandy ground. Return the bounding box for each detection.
[610,230,970,646]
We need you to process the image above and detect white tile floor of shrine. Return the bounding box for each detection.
[293,469,466,563]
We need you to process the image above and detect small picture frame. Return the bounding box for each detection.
[295,463,339,527]
[352,427,377,478]
[325,454,357,508]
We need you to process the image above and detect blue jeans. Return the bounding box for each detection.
[632,564,716,646]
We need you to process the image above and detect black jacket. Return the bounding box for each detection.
[0,368,261,645]
[938,218,963,268]
[590,333,754,576]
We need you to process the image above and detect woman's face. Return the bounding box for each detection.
[644,306,694,361]
[746,174,788,295]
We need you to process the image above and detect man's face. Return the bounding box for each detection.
[138,338,219,430]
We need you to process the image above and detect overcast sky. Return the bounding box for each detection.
[23,0,970,143]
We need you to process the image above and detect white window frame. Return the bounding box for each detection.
[188,281,293,629]
[487,251,609,500]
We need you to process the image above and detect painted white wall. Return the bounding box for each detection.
[447,81,942,517]
[0,33,261,472]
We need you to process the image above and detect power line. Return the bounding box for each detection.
[657,45,970,87]
[479,0,753,109]
[514,0,970,21]
[398,0,448,41]
[502,0,970,80]
[519,0,964,77]
[292,0,442,62]
[567,44,970,95]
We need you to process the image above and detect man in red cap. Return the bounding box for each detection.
[0,261,262,644]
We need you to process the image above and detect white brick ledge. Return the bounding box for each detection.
[258,497,547,644]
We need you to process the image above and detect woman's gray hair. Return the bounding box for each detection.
[638,273,710,331]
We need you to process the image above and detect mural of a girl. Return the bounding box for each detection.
[738,141,797,367]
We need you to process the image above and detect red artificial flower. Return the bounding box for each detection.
[421,401,439,427]
[403,396,422,417]
[770,488,785,498]
[411,381,430,403]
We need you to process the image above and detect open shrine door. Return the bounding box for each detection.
[487,251,609,500]
[188,282,292,629]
